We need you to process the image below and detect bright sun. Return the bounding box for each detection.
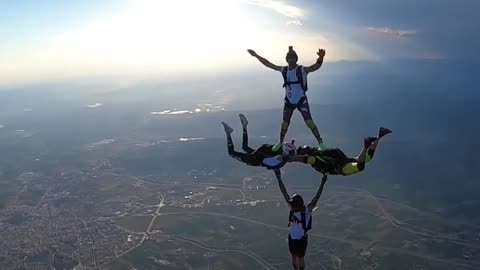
[1,0,374,85]
[51,0,262,72]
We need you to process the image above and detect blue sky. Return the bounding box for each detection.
[0,0,478,86]
[0,0,120,41]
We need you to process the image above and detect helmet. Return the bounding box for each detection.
[290,194,304,209]
[285,46,298,62]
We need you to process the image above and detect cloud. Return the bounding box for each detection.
[246,0,304,26]
[179,137,206,142]
[286,20,302,27]
[151,110,193,115]
[367,27,416,39]
[87,103,103,108]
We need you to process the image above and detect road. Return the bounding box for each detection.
[130,173,480,244]
[154,211,480,270]
[116,193,165,258]
[114,194,276,270]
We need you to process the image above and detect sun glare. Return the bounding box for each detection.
[50,0,263,72]
[0,0,374,85]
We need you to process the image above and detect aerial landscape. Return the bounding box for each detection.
[1,102,479,269]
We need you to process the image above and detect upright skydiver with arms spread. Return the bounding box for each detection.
[274,169,328,270]
[247,46,327,150]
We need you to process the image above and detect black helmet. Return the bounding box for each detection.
[290,194,304,209]
[285,46,298,62]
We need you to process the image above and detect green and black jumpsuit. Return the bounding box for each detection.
[297,146,376,176]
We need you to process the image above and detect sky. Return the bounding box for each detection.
[0,0,478,86]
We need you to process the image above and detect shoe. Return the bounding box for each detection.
[379,127,392,138]
[221,122,233,134]
[364,137,377,148]
[318,142,327,151]
[239,114,248,128]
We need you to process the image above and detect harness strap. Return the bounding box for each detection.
[282,66,307,91]
[288,210,311,238]
[300,211,307,232]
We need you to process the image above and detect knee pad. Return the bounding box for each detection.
[281,121,290,130]
[305,119,316,130]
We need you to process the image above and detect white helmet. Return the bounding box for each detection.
[282,140,296,157]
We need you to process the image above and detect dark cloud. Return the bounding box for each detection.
[302,0,480,60]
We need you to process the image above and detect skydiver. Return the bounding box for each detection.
[292,127,392,176]
[221,114,296,170]
[274,169,328,270]
[247,46,327,150]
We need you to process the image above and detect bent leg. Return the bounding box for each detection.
[347,144,375,174]
[355,135,378,164]
[281,103,295,143]
[365,142,378,163]
[230,151,258,165]
[242,126,255,154]
[342,138,375,175]
[225,131,235,156]
[355,147,369,165]
[358,133,388,163]
[344,128,392,175]
[365,135,383,161]
[225,131,256,164]
[365,127,392,162]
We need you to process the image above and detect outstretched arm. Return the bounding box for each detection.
[307,175,328,211]
[247,49,283,71]
[304,49,325,74]
[274,169,291,205]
